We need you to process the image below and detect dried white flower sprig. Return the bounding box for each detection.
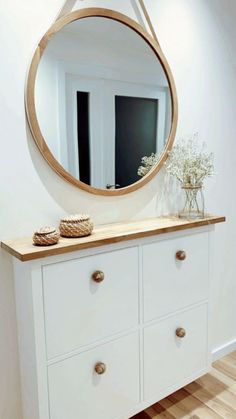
[138,152,159,177]
[165,134,214,186]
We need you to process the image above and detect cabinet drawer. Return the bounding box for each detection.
[144,304,208,400]
[48,332,140,419]
[143,232,209,321]
[43,247,139,359]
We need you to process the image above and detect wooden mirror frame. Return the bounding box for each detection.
[26,7,178,196]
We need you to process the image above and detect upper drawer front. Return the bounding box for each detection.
[143,232,209,322]
[48,332,140,419]
[43,247,139,359]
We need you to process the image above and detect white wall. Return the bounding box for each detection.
[0,0,236,418]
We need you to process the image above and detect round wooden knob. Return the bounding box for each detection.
[92,270,105,283]
[176,327,186,338]
[176,250,186,261]
[94,362,106,375]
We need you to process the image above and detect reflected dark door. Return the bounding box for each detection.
[77,91,90,185]
[115,95,158,187]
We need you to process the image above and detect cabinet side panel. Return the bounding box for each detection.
[14,262,49,419]
[14,261,40,419]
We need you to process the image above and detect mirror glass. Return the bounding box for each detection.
[35,16,172,190]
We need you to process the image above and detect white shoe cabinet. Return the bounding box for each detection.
[1,216,225,419]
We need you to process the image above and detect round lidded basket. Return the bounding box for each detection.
[33,227,60,246]
[59,214,93,238]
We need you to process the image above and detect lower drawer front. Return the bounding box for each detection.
[48,332,140,419]
[144,304,208,400]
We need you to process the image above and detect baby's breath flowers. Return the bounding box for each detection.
[165,135,215,186]
[138,152,159,177]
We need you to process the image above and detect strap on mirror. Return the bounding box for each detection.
[137,0,159,44]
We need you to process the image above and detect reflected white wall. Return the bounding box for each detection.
[35,18,170,186]
[35,53,60,159]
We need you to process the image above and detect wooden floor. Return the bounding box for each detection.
[131,351,236,419]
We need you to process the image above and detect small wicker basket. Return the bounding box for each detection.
[33,227,60,246]
[59,214,93,238]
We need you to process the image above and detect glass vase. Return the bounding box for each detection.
[179,184,205,220]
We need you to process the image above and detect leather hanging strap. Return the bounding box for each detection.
[137,0,159,44]
[57,0,77,20]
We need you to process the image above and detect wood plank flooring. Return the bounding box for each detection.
[131,351,236,419]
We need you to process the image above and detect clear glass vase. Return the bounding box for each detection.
[179,184,205,220]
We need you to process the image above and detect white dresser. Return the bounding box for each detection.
[1,216,225,419]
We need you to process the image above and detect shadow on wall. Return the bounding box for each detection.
[26,122,180,224]
[130,0,147,29]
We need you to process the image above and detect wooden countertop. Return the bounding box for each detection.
[1,215,225,262]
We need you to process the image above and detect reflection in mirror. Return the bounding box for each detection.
[35,17,172,189]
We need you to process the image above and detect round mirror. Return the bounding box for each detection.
[26,8,177,195]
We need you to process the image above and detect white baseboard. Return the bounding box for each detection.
[212,338,236,362]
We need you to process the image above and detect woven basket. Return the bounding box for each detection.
[33,227,60,246]
[59,214,93,238]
